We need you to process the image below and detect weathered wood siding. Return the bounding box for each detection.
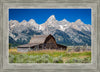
[45,36,57,49]
[57,44,67,50]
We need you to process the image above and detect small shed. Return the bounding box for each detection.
[17,34,67,52]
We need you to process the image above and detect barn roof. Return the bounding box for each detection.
[17,43,41,48]
[18,34,54,48]
[29,34,51,44]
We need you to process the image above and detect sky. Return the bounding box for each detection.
[9,9,91,25]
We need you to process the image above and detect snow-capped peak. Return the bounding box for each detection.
[49,15,56,19]
[28,19,36,24]
[62,19,67,22]
[75,19,82,22]
[9,20,19,27]
[44,15,57,26]
[75,19,84,24]
[21,20,27,23]
[47,15,56,21]
[60,19,70,24]
[9,20,19,23]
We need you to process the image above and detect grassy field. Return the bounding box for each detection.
[9,48,91,63]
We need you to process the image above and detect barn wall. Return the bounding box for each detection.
[17,47,31,52]
[30,45,40,51]
[45,37,57,49]
[57,45,67,50]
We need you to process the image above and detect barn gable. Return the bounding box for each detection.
[44,35,56,43]
[44,35,58,48]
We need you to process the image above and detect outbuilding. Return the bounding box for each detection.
[17,34,67,52]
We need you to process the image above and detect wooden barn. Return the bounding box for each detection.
[17,34,67,52]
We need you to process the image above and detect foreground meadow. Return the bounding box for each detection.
[9,48,91,63]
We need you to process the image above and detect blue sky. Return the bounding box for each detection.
[9,9,91,25]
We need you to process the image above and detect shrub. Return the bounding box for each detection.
[74,47,80,52]
[65,57,91,63]
[35,58,44,63]
[65,58,82,63]
[42,54,50,58]
[43,58,50,63]
[53,57,63,63]
[9,54,15,63]
[82,57,91,63]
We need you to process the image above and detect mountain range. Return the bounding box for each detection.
[9,15,91,46]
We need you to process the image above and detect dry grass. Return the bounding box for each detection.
[27,49,65,54]
[9,49,17,52]
[9,49,66,54]
[9,49,91,54]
